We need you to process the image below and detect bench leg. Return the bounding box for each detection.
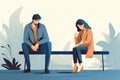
[102,54,104,71]
[24,61,26,71]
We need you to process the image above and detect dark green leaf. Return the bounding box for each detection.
[16,64,21,69]
[1,64,10,70]
[7,44,11,50]
[3,58,12,68]
[12,58,16,68]
[15,62,18,67]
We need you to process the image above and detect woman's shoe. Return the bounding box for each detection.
[77,65,83,72]
[72,66,78,73]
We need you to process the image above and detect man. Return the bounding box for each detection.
[22,14,51,73]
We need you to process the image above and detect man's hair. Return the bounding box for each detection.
[32,14,41,20]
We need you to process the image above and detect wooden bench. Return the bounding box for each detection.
[19,51,109,71]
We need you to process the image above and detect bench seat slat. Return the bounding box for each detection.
[19,51,109,55]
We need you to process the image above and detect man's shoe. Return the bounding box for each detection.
[24,68,31,73]
[44,68,50,73]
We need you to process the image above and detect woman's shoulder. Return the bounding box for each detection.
[87,29,92,32]
[85,29,92,36]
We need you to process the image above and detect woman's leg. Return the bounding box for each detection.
[72,48,78,72]
[76,46,88,72]
[76,46,88,63]
[73,48,78,63]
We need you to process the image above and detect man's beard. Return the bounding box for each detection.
[33,23,39,26]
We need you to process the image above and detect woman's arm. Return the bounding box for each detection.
[80,29,92,46]
[74,32,81,45]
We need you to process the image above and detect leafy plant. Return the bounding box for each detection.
[2,7,23,55]
[96,23,120,69]
[0,7,23,70]
[1,44,21,70]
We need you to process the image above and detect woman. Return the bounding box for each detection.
[72,19,94,73]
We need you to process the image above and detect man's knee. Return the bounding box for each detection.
[22,42,28,48]
[46,41,52,50]
[47,41,52,47]
[46,41,52,54]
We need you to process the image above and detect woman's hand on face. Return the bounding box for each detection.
[74,32,79,39]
